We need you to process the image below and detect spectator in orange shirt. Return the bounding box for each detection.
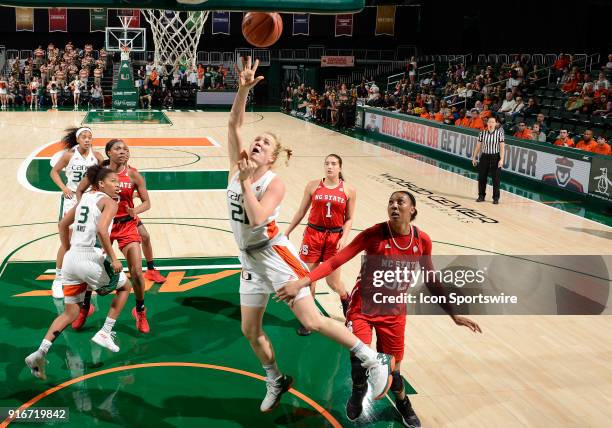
[513,121,533,140]
[575,130,598,152]
[554,130,575,148]
[420,108,431,119]
[455,109,469,127]
[433,109,444,122]
[480,104,492,120]
[468,109,485,130]
[591,137,611,156]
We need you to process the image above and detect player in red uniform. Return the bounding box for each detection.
[285,154,355,335]
[277,190,481,425]
[75,139,153,333]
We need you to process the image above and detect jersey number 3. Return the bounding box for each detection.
[230,202,250,225]
[77,206,89,224]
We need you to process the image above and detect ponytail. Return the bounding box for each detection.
[61,127,79,149]
[269,132,292,166]
[86,164,114,188]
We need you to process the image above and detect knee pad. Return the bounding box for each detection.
[391,370,404,394]
[350,356,367,387]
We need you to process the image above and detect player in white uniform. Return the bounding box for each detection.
[25,165,132,381]
[228,57,394,413]
[50,127,104,298]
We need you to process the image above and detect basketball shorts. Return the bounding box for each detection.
[60,195,78,219]
[110,217,142,250]
[239,235,311,307]
[62,248,127,304]
[300,228,342,263]
[347,311,407,362]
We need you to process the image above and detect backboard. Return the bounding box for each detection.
[105,26,146,53]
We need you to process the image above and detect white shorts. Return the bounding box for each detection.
[60,195,77,219]
[62,248,127,304]
[0,89,6,95]
[239,235,311,307]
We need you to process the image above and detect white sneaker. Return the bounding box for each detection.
[25,350,47,380]
[51,279,64,299]
[91,330,119,352]
[260,375,293,412]
[363,353,395,400]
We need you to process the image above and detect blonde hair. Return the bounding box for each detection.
[266,131,293,167]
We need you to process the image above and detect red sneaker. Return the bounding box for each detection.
[72,304,95,330]
[131,307,150,334]
[143,269,166,283]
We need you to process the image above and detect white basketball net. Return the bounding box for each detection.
[141,10,210,71]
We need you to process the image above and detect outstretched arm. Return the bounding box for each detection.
[227,56,264,174]
[285,181,316,238]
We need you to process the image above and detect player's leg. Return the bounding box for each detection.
[138,223,166,283]
[25,284,85,380]
[240,293,293,412]
[290,294,395,400]
[92,275,132,353]
[376,318,421,427]
[296,261,319,336]
[121,241,149,333]
[345,314,373,420]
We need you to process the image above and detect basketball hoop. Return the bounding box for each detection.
[141,10,209,72]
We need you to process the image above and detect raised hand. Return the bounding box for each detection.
[235,56,264,90]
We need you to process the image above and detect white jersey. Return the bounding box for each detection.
[70,191,113,249]
[227,171,280,251]
[65,147,98,191]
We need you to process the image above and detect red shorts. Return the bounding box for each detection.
[299,227,342,263]
[347,311,406,363]
[111,217,142,250]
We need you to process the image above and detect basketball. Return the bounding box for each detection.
[241,12,283,48]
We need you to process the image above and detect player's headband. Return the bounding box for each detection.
[76,127,92,138]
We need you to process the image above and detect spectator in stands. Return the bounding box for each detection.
[530,123,547,142]
[356,82,368,99]
[140,84,152,109]
[163,90,174,109]
[554,130,575,147]
[455,109,470,127]
[606,54,612,71]
[522,98,540,116]
[498,91,517,116]
[468,108,485,130]
[575,130,598,152]
[562,71,579,94]
[593,94,611,116]
[513,121,532,140]
[592,136,611,156]
[90,83,103,108]
[510,96,525,117]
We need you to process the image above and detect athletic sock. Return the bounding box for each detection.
[82,292,92,311]
[102,317,116,334]
[39,339,52,355]
[263,362,282,382]
[351,340,377,363]
[136,299,145,312]
[146,261,155,270]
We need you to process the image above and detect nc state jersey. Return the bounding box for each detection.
[116,166,136,218]
[307,179,348,229]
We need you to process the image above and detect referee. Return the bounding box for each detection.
[471,117,505,204]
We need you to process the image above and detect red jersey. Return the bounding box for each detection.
[307,179,348,229]
[308,222,433,315]
[116,165,137,218]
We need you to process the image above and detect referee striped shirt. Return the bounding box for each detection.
[478,128,505,154]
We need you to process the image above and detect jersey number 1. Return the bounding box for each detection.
[325,202,332,218]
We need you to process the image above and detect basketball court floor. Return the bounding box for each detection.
[0,109,611,427]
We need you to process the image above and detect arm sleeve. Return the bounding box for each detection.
[307,229,371,282]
